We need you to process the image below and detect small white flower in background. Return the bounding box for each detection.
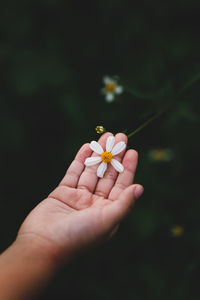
[170,225,184,237]
[148,148,174,162]
[102,76,123,103]
[85,136,126,178]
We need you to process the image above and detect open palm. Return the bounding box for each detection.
[18,133,142,262]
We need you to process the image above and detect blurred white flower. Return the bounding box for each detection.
[148,148,174,162]
[85,136,126,178]
[102,76,123,102]
[170,225,184,237]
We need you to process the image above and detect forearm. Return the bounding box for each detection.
[0,236,61,300]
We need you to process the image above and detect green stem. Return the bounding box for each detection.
[178,73,200,95]
[127,107,171,139]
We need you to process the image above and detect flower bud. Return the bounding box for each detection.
[95,126,105,134]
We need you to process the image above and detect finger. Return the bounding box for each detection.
[103,184,143,228]
[108,149,138,201]
[77,132,113,193]
[59,143,92,188]
[94,133,127,198]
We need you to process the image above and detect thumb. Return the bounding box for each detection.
[103,184,144,228]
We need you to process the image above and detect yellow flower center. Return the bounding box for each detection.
[101,151,113,163]
[105,82,116,93]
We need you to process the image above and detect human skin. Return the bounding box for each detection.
[0,132,143,300]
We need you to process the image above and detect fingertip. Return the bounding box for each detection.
[132,149,138,159]
[97,132,114,145]
[75,143,92,163]
[124,149,138,161]
[125,149,138,162]
[102,132,113,138]
[79,143,90,152]
[82,143,90,150]
[133,184,144,199]
[115,132,128,144]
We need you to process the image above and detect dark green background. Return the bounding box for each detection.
[1,1,200,299]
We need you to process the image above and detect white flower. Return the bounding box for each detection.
[102,76,123,103]
[148,148,175,162]
[85,136,126,178]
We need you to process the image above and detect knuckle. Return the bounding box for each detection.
[116,182,127,190]
[95,190,107,198]
[104,170,116,180]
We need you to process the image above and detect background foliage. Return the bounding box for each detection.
[1,1,200,299]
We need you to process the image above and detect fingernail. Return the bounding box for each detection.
[134,185,144,199]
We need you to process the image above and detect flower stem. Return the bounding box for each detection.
[127,106,171,139]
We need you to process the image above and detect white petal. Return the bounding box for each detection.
[111,159,124,173]
[85,156,101,166]
[90,141,103,154]
[115,86,123,94]
[97,162,107,178]
[103,76,112,84]
[111,141,126,155]
[106,136,115,152]
[105,93,114,102]
[101,87,106,95]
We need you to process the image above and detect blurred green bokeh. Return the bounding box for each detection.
[1,1,200,299]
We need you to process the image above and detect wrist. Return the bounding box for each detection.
[15,233,63,272]
[0,236,62,300]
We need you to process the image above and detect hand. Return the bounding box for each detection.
[17,132,143,265]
